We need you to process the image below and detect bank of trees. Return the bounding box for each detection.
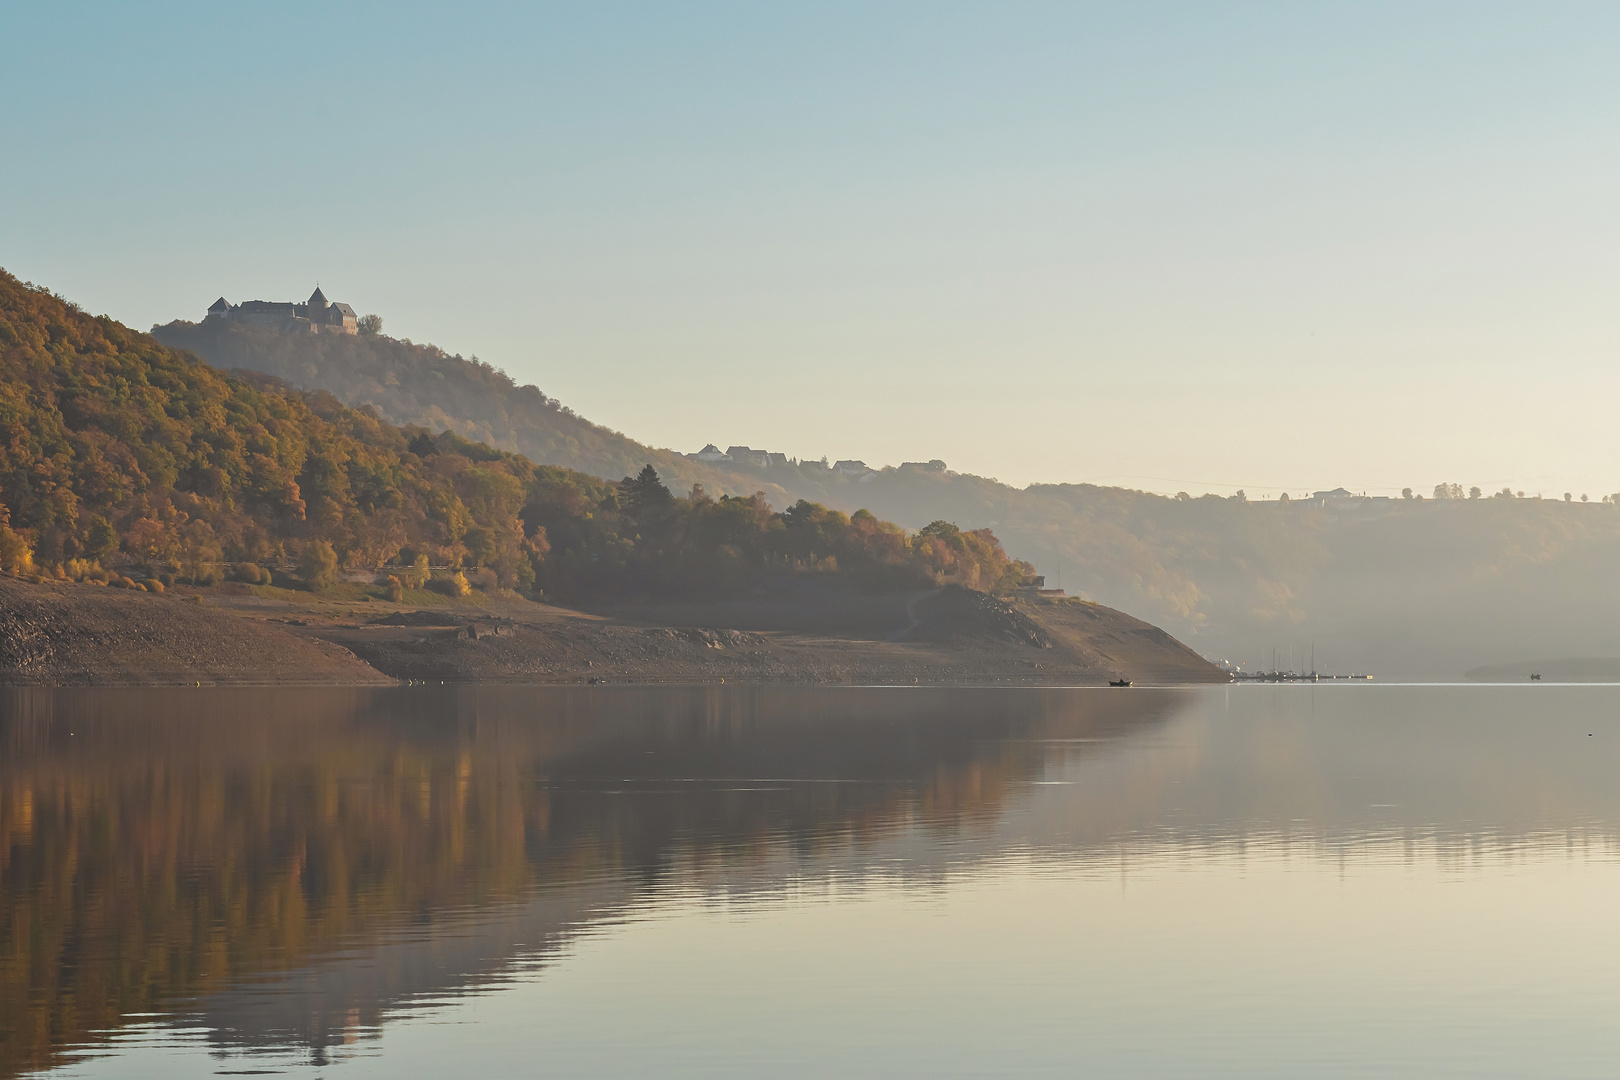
[0,270,550,589]
[524,464,1034,603]
[0,271,1030,600]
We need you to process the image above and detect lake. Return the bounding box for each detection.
[3,683,1618,1078]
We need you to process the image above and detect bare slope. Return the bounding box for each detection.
[1006,593,1219,685]
[0,578,1222,686]
[327,585,1219,685]
[0,577,391,685]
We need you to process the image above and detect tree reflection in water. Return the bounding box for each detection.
[0,685,1180,1076]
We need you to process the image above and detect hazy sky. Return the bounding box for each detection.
[6,2,1620,496]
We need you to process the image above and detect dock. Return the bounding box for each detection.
[1229,670,1372,682]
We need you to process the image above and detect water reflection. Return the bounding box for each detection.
[0,685,1178,1075]
[3,684,1619,1077]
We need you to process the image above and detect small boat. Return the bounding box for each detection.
[1530,673,1542,681]
[1109,678,1132,687]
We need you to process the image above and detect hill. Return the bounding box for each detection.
[0,270,1231,687]
[153,315,821,506]
[845,479,1620,681]
[156,302,1620,678]
[3,270,1033,607]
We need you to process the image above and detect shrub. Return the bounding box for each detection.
[469,567,499,591]
[385,575,404,602]
[0,524,34,575]
[232,562,267,584]
[429,571,471,597]
[142,578,165,594]
[299,540,338,590]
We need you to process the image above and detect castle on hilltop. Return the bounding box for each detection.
[204,286,357,334]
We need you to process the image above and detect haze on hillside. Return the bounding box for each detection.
[152,315,1620,680]
[8,4,1620,496]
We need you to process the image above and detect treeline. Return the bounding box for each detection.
[0,271,1031,600]
[534,465,1032,602]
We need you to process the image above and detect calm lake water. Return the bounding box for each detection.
[3,683,1619,1078]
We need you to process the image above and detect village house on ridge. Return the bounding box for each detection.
[684,444,936,484]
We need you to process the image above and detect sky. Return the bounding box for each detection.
[5,1,1620,496]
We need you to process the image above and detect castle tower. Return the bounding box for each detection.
[308,285,329,317]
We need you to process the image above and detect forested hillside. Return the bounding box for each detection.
[153,316,811,505]
[152,293,1620,677]
[2,272,1032,604]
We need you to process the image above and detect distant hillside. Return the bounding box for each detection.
[153,305,1620,678]
[844,476,1620,680]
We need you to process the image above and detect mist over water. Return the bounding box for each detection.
[4,684,1619,1078]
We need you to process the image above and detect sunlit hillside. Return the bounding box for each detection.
[1,271,1029,606]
